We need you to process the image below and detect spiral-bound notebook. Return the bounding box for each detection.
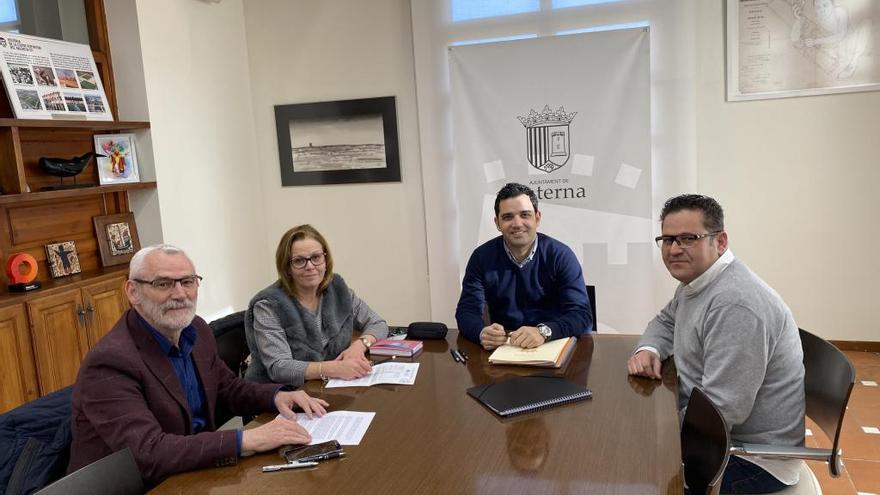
[467,375,592,417]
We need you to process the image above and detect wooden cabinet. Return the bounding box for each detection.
[0,0,152,413]
[25,275,129,396]
[0,304,39,414]
[82,277,129,347]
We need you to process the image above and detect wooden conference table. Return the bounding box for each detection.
[152,332,683,494]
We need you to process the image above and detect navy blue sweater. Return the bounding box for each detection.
[455,233,593,343]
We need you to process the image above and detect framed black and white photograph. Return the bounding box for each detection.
[274,96,401,186]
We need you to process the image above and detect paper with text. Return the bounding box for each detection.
[294,411,376,445]
[324,362,419,388]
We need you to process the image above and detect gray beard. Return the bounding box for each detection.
[141,297,196,335]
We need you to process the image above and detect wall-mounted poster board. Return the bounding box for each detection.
[0,31,113,120]
[726,0,880,101]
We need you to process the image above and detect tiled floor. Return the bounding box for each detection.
[804,350,880,495]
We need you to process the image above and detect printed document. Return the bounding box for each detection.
[294,411,376,445]
[325,362,419,388]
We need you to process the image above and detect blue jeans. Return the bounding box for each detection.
[721,456,788,494]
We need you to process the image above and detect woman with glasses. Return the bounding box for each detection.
[244,224,388,386]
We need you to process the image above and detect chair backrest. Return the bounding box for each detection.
[0,386,73,495]
[210,310,248,376]
[586,284,597,332]
[681,387,730,495]
[35,448,143,495]
[799,328,855,476]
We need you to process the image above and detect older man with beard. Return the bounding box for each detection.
[67,244,329,488]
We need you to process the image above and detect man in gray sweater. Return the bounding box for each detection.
[627,194,805,494]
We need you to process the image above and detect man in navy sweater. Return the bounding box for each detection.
[455,183,593,349]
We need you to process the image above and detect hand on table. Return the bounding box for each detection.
[626,350,662,379]
[241,416,311,453]
[508,326,544,349]
[479,323,507,350]
[329,356,372,380]
[275,389,329,420]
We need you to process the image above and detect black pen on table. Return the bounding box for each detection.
[452,349,466,364]
[310,451,345,462]
[450,348,462,363]
[458,349,469,362]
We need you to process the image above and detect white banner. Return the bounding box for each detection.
[449,28,653,333]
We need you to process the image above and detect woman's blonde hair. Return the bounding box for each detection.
[275,224,334,297]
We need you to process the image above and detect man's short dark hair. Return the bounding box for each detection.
[660,194,725,232]
[494,183,538,216]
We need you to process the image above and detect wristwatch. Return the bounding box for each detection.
[359,336,373,349]
[537,324,552,341]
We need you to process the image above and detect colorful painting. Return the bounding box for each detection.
[94,134,140,185]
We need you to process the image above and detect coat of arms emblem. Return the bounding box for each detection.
[517,105,577,173]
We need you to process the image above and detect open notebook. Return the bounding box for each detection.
[488,336,577,368]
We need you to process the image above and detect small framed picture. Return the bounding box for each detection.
[45,241,82,278]
[93,213,141,267]
[94,133,140,185]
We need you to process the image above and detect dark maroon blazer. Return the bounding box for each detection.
[67,309,279,486]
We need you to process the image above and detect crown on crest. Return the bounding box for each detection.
[517,105,577,128]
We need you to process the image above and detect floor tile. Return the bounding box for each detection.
[814,351,880,495]
[809,459,857,495]
[845,460,880,494]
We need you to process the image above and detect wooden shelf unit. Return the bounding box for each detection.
[0,119,151,194]
[0,0,154,413]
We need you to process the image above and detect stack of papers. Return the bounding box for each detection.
[488,337,577,368]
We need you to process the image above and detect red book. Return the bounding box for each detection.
[369,339,423,357]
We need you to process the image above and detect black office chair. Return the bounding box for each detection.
[35,448,143,495]
[209,311,253,426]
[729,328,855,492]
[586,284,597,332]
[210,310,249,377]
[681,387,731,495]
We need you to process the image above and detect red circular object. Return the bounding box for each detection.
[6,253,38,284]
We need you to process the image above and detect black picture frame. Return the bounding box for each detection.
[274,96,401,186]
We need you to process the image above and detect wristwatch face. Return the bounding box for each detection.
[538,324,552,340]
[360,337,372,348]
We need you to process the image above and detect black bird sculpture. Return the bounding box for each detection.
[39,152,105,190]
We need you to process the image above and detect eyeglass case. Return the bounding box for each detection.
[407,321,448,340]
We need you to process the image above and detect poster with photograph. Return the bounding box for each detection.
[0,31,113,120]
[94,133,140,184]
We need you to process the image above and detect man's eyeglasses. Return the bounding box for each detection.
[131,275,203,291]
[290,252,326,269]
[654,232,722,249]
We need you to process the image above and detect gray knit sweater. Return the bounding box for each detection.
[638,254,805,457]
[244,274,388,387]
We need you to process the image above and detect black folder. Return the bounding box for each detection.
[467,374,592,417]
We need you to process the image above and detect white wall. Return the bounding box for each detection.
[695,3,880,341]
[241,0,431,326]
[109,0,875,341]
[130,0,270,321]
